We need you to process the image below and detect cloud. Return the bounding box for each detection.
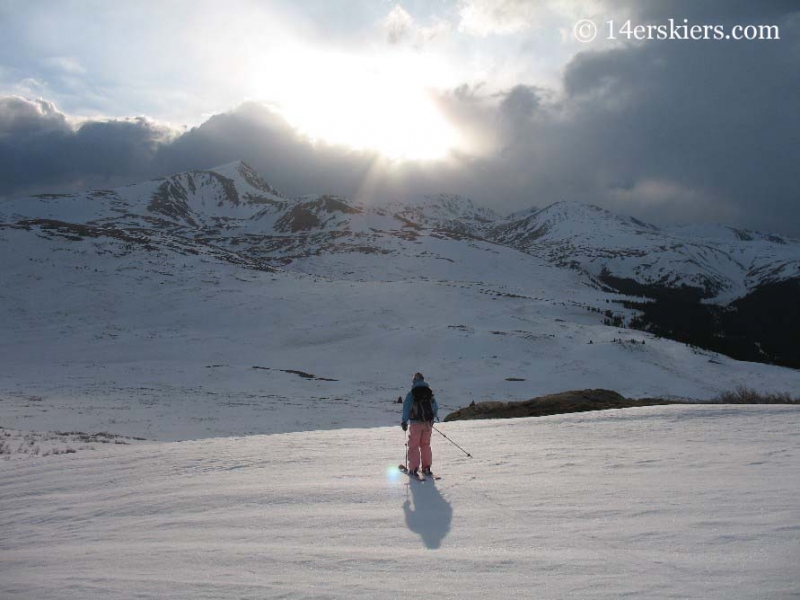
[155,102,383,198]
[438,1,800,234]
[0,96,403,200]
[499,85,542,125]
[2,0,799,236]
[552,12,800,231]
[383,4,451,47]
[0,96,175,195]
[617,0,799,23]
[13,78,50,97]
[0,96,69,137]
[458,0,539,37]
[384,5,415,44]
[42,56,87,76]
[606,178,739,226]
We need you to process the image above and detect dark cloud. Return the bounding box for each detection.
[550,4,800,231]
[0,96,69,136]
[431,2,800,233]
[0,96,172,195]
[2,1,799,235]
[498,85,541,124]
[155,102,380,198]
[617,0,799,23]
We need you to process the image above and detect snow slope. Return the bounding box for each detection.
[2,217,799,440]
[2,162,799,599]
[489,202,800,301]
[2,405,798,599]
[2,162,800,440]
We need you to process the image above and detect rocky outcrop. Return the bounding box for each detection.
[444,389,674,422]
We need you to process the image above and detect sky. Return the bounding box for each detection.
[1,0,798,235]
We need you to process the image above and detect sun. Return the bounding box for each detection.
[268,48,460,161]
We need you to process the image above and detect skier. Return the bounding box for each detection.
[401,372,438,477]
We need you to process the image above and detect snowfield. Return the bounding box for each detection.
[3,161,800,440]
[2,162,799,598]
[2,405,798,599]
[3,222,800,441]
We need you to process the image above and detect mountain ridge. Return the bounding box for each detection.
[2,159,799,372]
[4,160,798,300]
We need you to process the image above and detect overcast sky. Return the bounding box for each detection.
[1,0,798,234]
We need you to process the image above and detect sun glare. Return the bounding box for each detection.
[269,48,459,161]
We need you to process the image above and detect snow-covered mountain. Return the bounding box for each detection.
[3,161,797,302]
[3,162,798,600]
[1,161,799,440]
[488,201,800,301]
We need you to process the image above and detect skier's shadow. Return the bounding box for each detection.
[403,480,452,549]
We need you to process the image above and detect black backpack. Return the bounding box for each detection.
[409,386,435,422]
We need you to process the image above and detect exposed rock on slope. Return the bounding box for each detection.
[444,389,675,421]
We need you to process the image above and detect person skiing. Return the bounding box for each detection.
[401,372,438,477]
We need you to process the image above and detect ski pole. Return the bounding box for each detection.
[404,429,409,471]
[432,425,472,458]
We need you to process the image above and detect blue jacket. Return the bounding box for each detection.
[402,380,439,423]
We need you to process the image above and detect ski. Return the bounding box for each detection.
[398,465,440,481]
[398,464,425,481]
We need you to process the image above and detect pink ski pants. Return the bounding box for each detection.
[407,422,433,471]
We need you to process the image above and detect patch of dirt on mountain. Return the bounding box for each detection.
[444,389,675,421]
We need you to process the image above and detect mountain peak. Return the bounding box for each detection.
[533,201,660,233]
[374,193,500,224]
[205,161,285,199]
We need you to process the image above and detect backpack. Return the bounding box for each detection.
[409,386,435,422]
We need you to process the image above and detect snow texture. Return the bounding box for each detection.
[2,162,800,440]
[1,406,798,599]
[1,162,799,598]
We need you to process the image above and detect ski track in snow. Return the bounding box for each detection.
[1,405,798,599]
